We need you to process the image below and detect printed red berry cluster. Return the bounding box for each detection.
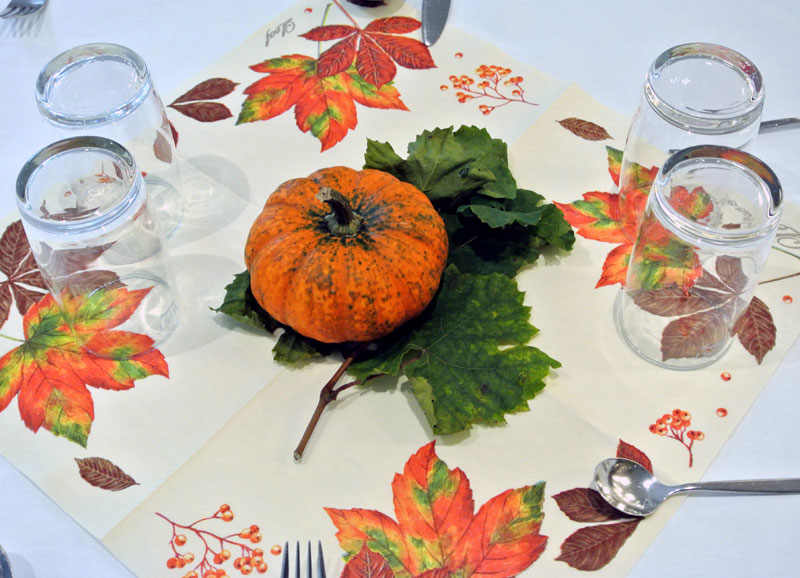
[158,504,278,578]
[648,409,704,467]
[447,64,536,114]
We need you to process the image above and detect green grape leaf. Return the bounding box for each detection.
[350,269,560,434]
[445,190,575,277]
[363,138,405,178]
[462,188,551,228]
[273,330,334,364]
[364,126,517,204]
[212,271,332,362]
[211,271,281,333]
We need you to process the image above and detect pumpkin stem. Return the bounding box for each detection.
[317,186,363,237]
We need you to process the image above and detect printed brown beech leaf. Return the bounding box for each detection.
[0,220,48,328]
[732,296,776,364]
[714,255,749,294]
[300,16,434,87]
[75,457,139,491]
[553,488,633,523]
[168,120,179,147]
[661,308,730,361]
[170,101,234,123]
[555,440,651,572]
[631,283,730,317]
[557,117,612,141]
[153,130,173,164]
[616,439,653,474]
[171,78,239,104]
[555,520,641,571]
[341,544,395,578]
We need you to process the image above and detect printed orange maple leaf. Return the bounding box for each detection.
[554,147,657,287]
[236,3,434,151]
[237,54,408,151]
[0,287,168,447]
[326,442,547,578]
[555,147,708,291]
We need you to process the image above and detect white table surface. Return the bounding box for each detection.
[1,1,799,576]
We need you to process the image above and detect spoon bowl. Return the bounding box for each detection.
[593,458,800,517]
[592,458,665,516]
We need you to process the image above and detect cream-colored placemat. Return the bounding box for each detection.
[1,2,798,577]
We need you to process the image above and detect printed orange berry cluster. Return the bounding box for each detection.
[447,64,536,114]
[648,409,704,467]
[158,504,278,578]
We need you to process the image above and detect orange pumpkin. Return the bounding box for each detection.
[244,166,449,343]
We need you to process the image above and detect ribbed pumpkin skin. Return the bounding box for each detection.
[244,166,449,343]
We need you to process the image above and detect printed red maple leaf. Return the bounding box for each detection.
[326,442,547,578]
[0,221,48,329]
[237,54,408,151]
[301,15,435,88]
[0,287,168,447]
[554,147,658,288]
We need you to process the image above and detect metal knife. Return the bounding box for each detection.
[0,545,14,578]
[422,0,451,46]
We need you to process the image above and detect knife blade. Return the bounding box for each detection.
[0,545,14,578]
[422,0,451,46]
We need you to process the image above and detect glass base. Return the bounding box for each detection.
[144,175,183,239]
[613,289,733,371]
[73,273,179,360]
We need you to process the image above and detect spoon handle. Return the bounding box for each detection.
[760,117,800,132]
[674,478,800,496]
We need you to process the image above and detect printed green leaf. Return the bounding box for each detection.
[350,269,559,434]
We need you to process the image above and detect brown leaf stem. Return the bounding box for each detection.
[759,271,800,285]
[332,0,361,29]
[294,344,378,461]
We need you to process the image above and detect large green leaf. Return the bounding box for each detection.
[211,271,281,333]
[446,189,575,277]
[350,269,560,434]
[364,126,517,204]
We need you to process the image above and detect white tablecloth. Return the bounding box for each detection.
[1,1,799,576]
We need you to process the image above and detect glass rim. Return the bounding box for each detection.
[645,42,765,134]
[653,145,782,245]
[35,42,152,128]
[16,136,144,235]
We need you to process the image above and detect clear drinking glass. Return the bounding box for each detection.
[35,43,183,237]
[614,145,782,370]
[617,43,765,241]
[16,136,179,360]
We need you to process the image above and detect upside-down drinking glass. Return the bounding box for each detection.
[617,43,765,241]
[614,145,782,370]
[35,42,183,237]
[16,136,179,360]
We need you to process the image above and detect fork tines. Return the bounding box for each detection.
[280,541,326,578]
[0,0,46,18]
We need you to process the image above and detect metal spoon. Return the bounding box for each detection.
[592,458,800,517]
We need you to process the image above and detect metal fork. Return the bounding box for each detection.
[0,0,47,18]
[280,541,326,578]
